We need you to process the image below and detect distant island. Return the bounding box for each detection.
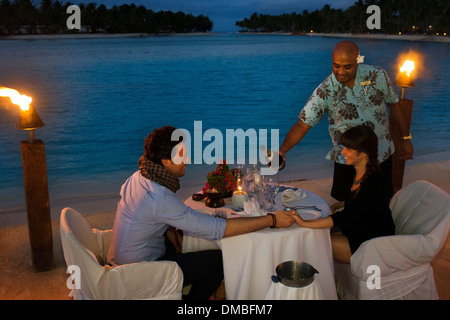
[0,1,213,35]
[236,0,449,36]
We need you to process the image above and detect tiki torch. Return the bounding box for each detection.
[0,87,54,272]
[396,60,415,99]
[390,60,415,194]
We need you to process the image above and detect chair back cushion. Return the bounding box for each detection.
[62,208,103,253]
[60,208,111,299]
[390,180,450,236]
[60,207,183,300]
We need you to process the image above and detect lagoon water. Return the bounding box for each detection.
[0,34,449,220]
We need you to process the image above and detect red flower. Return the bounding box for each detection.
[203,160,237,195]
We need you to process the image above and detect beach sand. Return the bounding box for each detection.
[0,157,449,300]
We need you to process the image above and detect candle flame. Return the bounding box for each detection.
[0,87,32,111]
[400,60,415,77]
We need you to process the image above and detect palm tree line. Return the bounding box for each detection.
[0,0,213,35]
[236,0,450,35]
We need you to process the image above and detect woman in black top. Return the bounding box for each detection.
[292,125,395,263]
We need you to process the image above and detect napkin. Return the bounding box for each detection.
[243,198,263,217]
[281,188,307,204]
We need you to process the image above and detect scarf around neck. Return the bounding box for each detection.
[138,156,180,193]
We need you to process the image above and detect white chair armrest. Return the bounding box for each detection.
[350,234,435,280]
[95,260,183,300]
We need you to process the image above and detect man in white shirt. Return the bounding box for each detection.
[107,126,294,300]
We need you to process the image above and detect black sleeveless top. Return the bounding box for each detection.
[331,169,395,253]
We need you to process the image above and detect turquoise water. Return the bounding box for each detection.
[0,34,449,213]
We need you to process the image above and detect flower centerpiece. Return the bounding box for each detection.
[202,160,237,197]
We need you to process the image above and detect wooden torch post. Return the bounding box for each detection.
[389,97,413,194]
[390,63,415,195]
[17,106,54,272]
[20,139,54,271]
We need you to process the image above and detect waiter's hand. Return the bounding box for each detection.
[399,140,414,160]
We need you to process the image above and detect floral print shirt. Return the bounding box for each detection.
[299,64,399,164]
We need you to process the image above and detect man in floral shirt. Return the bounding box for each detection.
[279,40,414,201]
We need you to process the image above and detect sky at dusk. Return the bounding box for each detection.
[70,0,356,31]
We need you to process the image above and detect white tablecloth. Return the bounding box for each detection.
[183,188,338,300]
[264,278,325,300]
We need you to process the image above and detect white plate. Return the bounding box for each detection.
[299,209,321,220]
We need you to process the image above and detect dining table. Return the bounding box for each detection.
[182,186,338,300]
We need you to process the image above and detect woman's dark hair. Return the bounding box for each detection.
[144,126,181,165]
[340,125,379,183]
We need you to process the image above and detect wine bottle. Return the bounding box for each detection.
[261,146,286,171]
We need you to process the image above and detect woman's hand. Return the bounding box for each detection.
[293,215,305,227]
[272,210,296,228]
[285,210,334,229]
[285,210,306,227]
[330,201,344,214]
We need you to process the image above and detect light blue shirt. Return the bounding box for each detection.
[300,64,399,164]
[107,171,226,266]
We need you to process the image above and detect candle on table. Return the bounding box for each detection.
[232,186,248,209]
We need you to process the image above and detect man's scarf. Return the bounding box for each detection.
[138,156,180,193]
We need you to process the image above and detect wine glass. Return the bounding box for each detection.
[254,172,269,211]
[264,174,280,209]
[243,164,259,198]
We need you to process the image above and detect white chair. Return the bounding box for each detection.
[334,180,450,300]
[60,207,183,300]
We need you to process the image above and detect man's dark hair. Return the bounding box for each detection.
[144,126,181,165]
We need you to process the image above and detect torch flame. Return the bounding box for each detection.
[400,60,415,77]
[0,87,32,111]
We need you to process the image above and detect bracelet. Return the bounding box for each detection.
[267,213,277,229]
[401,133,412,140]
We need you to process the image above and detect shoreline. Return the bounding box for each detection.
[0,32,214,41]
[1,31,449,43]
[1,149,449,228]
[240,31,450,43]
[309,32,450,43]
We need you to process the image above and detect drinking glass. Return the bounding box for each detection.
[264,174,280,210]
[243,164,259,198]
[234,164,244,182]
[253,171,271,211]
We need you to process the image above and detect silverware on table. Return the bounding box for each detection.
[283,205,321,211]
